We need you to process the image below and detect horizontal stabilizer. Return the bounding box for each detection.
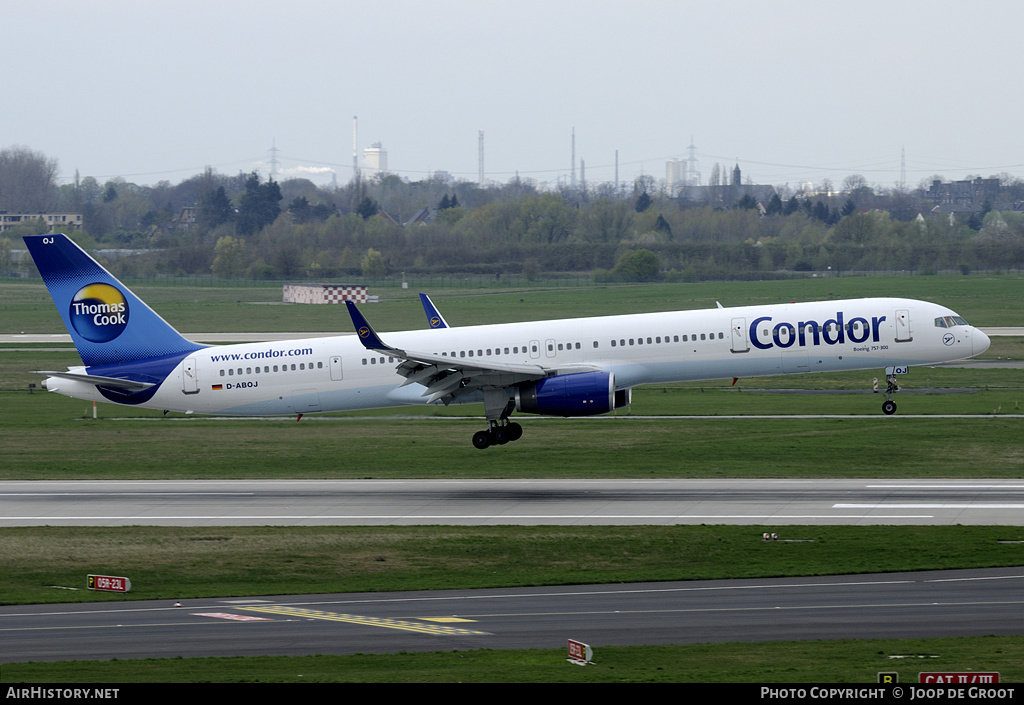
[35,371,156,392]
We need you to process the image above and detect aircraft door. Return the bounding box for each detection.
[290,389,322,413]
[329,355,343,381]
[530,340,541,359]
[730,318,749,353]
[545,339,556,358]
[895,309,913,342]
[182,358,199,394]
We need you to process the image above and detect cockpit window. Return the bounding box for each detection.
[935,316,970,328]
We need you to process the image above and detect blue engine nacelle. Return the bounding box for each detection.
[514,371,631,417]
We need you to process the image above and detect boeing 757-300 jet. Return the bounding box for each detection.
[24,233,990,448]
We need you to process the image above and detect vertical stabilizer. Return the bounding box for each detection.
[23,234,206,366]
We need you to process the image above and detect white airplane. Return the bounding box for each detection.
[24,233,991,449]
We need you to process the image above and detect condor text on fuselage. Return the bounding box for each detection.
[23,233,990,448]
[749,311,886,350]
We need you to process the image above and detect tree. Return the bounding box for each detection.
[212,235,247,277]
[361,247,386,278]
[0,145,59,211]
[736,194,758,210]
[236,172,282,236]
[196,186,233,231]
[612,249,661,282]
[355,195,380,220]
[634,190,652,213]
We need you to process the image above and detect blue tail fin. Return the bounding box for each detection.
[23,234,205,366]
[419,293,450,329]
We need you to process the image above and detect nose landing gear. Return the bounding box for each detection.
[881,371,900,415]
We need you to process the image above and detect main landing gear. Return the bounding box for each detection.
[473,390,524,449]
[472,419,524,449]
[881,371,900,415]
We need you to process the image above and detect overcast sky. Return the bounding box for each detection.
[4,0,1022,192]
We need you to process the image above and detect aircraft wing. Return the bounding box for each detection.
[35,371,156,393]
[346,301,587,405]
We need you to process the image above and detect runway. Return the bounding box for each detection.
[3,479,1023,526]
[1,567,1020,663]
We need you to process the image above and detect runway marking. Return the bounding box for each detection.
[835,504,1024,509]
[191,612,274,622]
[419,616,477,623]
[238,605,487,635]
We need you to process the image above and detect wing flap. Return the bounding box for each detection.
[345,301,551,404]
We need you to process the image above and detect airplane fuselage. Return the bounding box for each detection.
[47,297,987,416]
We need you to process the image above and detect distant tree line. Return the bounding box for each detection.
[2,144,1023,281]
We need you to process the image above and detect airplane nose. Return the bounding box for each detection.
[974,328,991,356]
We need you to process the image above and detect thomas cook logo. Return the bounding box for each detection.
[69,283,129,343]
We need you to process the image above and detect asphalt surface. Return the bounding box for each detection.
[1,567,1020,663]
[3,478,1024,527]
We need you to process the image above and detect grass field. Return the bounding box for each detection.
[1,273,1021,682]
[4,637,1022,683]
[3,525,1022,605]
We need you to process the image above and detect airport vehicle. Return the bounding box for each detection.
[24,233,990,448]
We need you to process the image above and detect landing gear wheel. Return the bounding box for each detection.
[507,422,523,442]
[472,430,491,450]
[882,399,897,415]
[493,426,510,445]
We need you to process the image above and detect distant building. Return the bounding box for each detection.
[926,177,1001,211]
[0,211,83,233]
[665,159,687,197]
[176,206,196,230]
[675,164,776,208]
[363,143,388,175]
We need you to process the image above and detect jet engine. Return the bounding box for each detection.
[515,371,631,417]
